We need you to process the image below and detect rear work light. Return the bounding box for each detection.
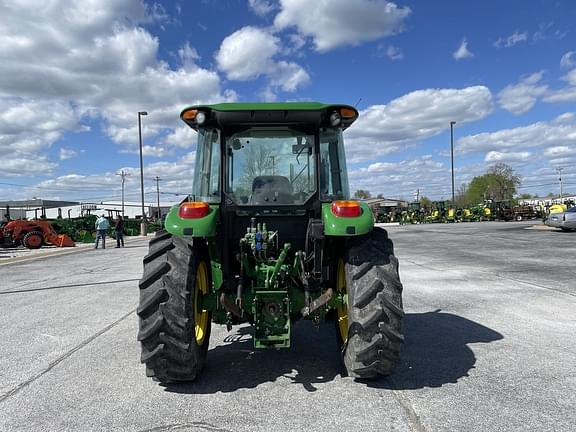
[179,202,210,219]
[181,109,207,124]
[331,200,362,217]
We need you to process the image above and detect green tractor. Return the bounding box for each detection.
[137,103,404,382]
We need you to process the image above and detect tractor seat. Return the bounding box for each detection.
[250,176,294,204]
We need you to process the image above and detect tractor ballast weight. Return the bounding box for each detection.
[138,103,404,382]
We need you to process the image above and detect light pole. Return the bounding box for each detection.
[138,111,148,236]
[450,121,456,204]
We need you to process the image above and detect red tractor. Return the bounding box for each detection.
[0,220,75,249]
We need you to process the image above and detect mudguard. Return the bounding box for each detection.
[321,202,374,236]
[164,204,218,237]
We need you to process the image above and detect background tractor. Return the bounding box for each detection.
[0,219,75,249]
[138,103,404,383]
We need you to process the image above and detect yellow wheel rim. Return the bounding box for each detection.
[336,259,349,343]
[194,261,209,345]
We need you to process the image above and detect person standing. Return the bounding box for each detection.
[115,215,125,248]
[95,214,110,249]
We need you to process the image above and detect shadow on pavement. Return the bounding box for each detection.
[164,321,344,394]
[163,310,503,394]
[370,310,504,390]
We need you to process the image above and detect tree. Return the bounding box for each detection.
[455,182,469,206]
[466,163,521,204]
[487,162,521,200]
[353,189,372,199]
[420,196,432,208]
[239,143,275,190]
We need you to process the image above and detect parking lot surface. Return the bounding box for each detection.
[0,221,574,432]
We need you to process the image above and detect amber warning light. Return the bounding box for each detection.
[331,200,361,217]
[179,202,210,219]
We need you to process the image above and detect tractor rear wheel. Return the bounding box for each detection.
[22,231,43,249]
[337,227,404,379]
[137,230,211,383]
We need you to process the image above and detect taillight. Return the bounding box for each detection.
[179,202,210,219]
[331,200,362,217]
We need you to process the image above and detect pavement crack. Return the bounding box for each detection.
[140,423,234,432]
[0,308,136,404]
[403,259,575,298]
[490,272,576,298]
[0,278,140,295]
[388,382,427,432]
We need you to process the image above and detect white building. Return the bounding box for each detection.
[0,199,178,221]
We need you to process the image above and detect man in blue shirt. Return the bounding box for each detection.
[95,214,110,249]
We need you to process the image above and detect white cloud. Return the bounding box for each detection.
[178,42,201,69]
[162,126,198,149]
[494,31,528,48]
[249,0,277,16]
[543,69,576,103]
[30,154,198,202]
[274,0,410,52]
[0,99,83,160]
[453,38,473,60]
[345,86,493,162]
[0,0,234,170]
[59,148,79,160]
[563,69,576,86]
[560,51,575,69]
[268,61,310,91]
[347,155,453,199]
[484,151,532,163]
[533,21,566,42]
[216,27,280,81]
[498,71,548,115]
[543,146,574,158]
[215,26,309,95]
[2,157,58,177]
[386,45,404,60]
[458,112,576,155]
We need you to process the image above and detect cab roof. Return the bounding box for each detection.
[180,102,359,131]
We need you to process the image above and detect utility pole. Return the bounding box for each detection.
[556,167,564,201]
[116,170,130,217]
[153,176,162,220]
[450,121,456,204]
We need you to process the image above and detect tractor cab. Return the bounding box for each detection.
[183,102,354,207]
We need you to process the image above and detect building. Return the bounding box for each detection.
[518,196,576,206]
[363,197,408,212]
[0,199,177,221]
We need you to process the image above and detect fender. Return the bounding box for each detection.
[164,204,219,237]
[321,202,374,236]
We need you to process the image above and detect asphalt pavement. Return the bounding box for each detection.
[0,221,574,432]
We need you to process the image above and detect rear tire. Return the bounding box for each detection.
[22,231,43,249]
[340,227,404,379]
[137,230,211,383]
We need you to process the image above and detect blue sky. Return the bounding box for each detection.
[1,0,575,204]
